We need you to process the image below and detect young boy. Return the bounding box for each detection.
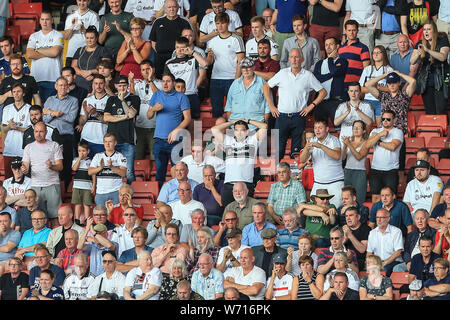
[71,140,95,225]
[96,60,116,96]
[174,78,186,93]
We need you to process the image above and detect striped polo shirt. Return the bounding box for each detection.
[338,39,370,84]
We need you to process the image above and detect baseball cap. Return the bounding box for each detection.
[240,57,254,68]
[273,252,287,264]
[412,160,430,170]
[226,228,242,238]
[114,75,128,84]
[11,157,22,169]
[386,72,401,84]
[93,223,107,233]
[409,279,423,291]
[261,228,277,239]
[101,250,117,260]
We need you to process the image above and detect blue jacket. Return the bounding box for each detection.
[313,57,348,98]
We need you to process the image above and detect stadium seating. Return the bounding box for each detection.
[141,203,157,226]
[5,25,21,47]
[253,181,272,199]
[131,181,159,203]
[134,159,151,181]
[405,137,425,153]
[427,137,447,153]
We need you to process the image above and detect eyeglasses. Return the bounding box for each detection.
[317,197,330,201]
[225,218,237,222]
[178,188,191,192]
[102,260,115,264]
[381,117,392,121]
[93,214,107,217]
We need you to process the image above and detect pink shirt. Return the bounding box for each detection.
[151,244,188,274]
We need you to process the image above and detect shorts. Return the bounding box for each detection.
[302,168,314,190]
[71,188,93,205]
[369,168,399,195]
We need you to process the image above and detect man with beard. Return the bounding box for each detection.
[0,36,30,77]
[62,253,96,300]
[22,105,62,149]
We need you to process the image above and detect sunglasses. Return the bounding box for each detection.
[381,117,392,121]
[123,213,135,216]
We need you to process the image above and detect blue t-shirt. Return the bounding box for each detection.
[26,286,64,300]
[29,264,66,289]
[390,48,413,81]
[118,246,153,263]
[424,274,450,300]
[381,0,401,32]
[18,227,51,257]
[0,229,21,261]
[275,0,307,33]
[150,90,190,139]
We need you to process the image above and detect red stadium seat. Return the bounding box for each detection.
[417,114,447,134]
[390,272,410,290]
[4,25,21,47]
[427,137,448,153]
[405,137,425,153]
[253,181,272,199]
[437,159,450,175]
[9,19,37,40]
[363,202,374,212]
[141,203,157,226]
[131,181,159,203]
[255,157,276,179]
[201,117,217,133]
[409,94,424,110]
[12,2,42,19]
[407,114,416,136]
[134,159,151,181]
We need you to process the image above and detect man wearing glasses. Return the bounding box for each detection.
[366,109,404,203]
[28,244,65,289]
[111,207,140,258]
[87,250,125,299]
[367,208,403,276]
[424,258,450,300]
[91,206,116,238]
[214,211,239,247]
[107,184,144,226]
[170,181,206,226]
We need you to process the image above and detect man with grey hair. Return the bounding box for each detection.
[0,186,17,227]
[216,227,249,273]
[223,182,259,230]
[146,204,182,249]
[111,206,140,258]
[191,253,224,299]
[242,202,277,247]
[186,226,220,275]
[62,253,96,300]
[263,47,326,160]
[267,162,306,225]
[180,208,214,248]
[181,144,225,184]
[276,207,308,250]
[53,229,83,275]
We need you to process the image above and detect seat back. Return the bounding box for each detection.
[405,137,425,153]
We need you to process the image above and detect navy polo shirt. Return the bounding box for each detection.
[424,274,450,300]
[192,179,224,218]
[409,252,440,281]
[118,246,153,263]
[431,203,448,220]
[370,200,413,236]
[275,0,307,33]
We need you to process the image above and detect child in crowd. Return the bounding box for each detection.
[71,140,95,225]
[175,78,186,93]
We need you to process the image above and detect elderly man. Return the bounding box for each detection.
[111,207,139,258]
[0,212,21,276]
[28,245,65,289]
[91,205,116,235]
[146,204,182,249]
[300,118,344,209]
[223,182,259,230]
[124,251,163,300]
[186,226,220,275]
[171,279,204,300]
[180,209,214,248]
[394,209,436,273]
[212,119,267,207]
[14,189,39,236]
[319,272,360,300]
[342,206,370,271]
[367,208,404,276]
[264,252,294,300]
[0,186,17,228]
[224,248,266,300]
[433,208,450,260]
[170,181,207,226]
[408,235,440,283]
[224,57,270,127]
[390,34,418,89]
[280,15,321,70]
[253,228,287,278]
[53,229,83,275]
[107,184,145,226]
[369,186,414,236]
[337,186,369,226]
[151,223,188,274]
[117,227,153,274]
[276,207,308,250]
[317,226,358,275]
[87,250,125,300]
[264,48,326,160]
[22,122,63,226]
[214,210,239,247]
[245,16,278,61]
[42,76,79,187]
[191,253,224,299]
[4,157,31,207]
[216,227,249,273]
[242,202,277,247]
[403,160,443,218]
[78,217,118,276]
[182,143,225,184]
[424,258,450,300]
[15,210,51,267]
[46,206,84,259]
[62,253,96,300]
[157,162,199,206]
[430,186,450,230]
[267,162,306,225]
[193,165,224,226]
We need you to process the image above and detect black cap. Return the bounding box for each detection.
[412,160,430,170]
[101,250,117,260]
[11,157,22,169]
[114,75,128,84]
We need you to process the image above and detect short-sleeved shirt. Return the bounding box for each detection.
[26,286,64,300]
[268,67,323,113]
[170,199,207,226]
[191,268,224,300]
[22,140,64,187]
[434,231,450,259]
[150,89,190,140]
[245,35,279,59]
[110,224,139,258]
[345,0,377,25]
[134,79,162,129]
[72,158,92,190]
[359,275,392,296]
[27,29,64,82]
[0,205,17,227]
[182,155,225,184]
[90,151,127,194]
[125,0,157,21]
[343,223,371,270]
[223,197,259,230]
[1,103,31,157]
[109,205,144,225]
[267,179,306,217]
[241,222,277,247]
[0,272,29,300]
[280,36,321,70]
[310,134,344,184]
[335,102,374,141]
[2,176,31,204]
[125,266,163,300]
[317,246,358,270]
[224,266,266,300]
[29,264,66,289]
[409,252,440,281]
[424,274,450,300]
[83,242,119,276]
[379,91,410,134]
[390,48,414,78]
[275,0,307,33]
[18,227,51,257]
[118,246,153,263]
[367,224,404,261]
[199,9,242,35]
[305,203,337,238]
[149,16,192,54]
[206,34,245,80]
[359,65,393,101]
[223,133,259,184]
[0,75,38,107]
[414,37,450,86]
[276,227,308,250]
[0,229,21,261]
[63,272,96,300]
[370,127,404,171]
[156,178,199,204]
[56,248,84,271]
[296,271,318,300]
[405,1,438,35]
[165,55,200,95]
[99,12,134,56]
[80,93,109,144]
[369,200,414,236]
[64,9,100,58]
[266,273,294,299]
[403,176,443,214]
[338,39,370,84]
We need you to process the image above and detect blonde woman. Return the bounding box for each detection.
[359,255,393,300]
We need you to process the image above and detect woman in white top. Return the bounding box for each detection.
[359,45,393,126]
[342,120,370,205]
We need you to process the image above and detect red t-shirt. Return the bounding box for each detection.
[434,232,450,259]
[109,204,144,225]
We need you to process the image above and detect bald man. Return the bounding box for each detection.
[390,34,419,90]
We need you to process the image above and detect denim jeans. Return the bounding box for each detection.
[153,138,180,188]
[255,0,276,16]
[0,17,6,37]
[210,79,234,118]
[87,142,105,159]
[37,81,56,105]
[95,190,119,206]
[116,143,136,184]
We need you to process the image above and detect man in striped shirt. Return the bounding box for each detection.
[338,20,370,92]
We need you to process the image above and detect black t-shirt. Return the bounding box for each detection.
[311,0,341,27]
[0,75,38,106]
[149,16,192,54]
[415,36,450,86]
[344,223,370,270]
[0,272,29,300]
[329,288,360,300]
[104,93,140,145]
[405,1,438,35]
[22,123,62,149]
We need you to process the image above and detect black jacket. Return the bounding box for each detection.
[403,226,436,263]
